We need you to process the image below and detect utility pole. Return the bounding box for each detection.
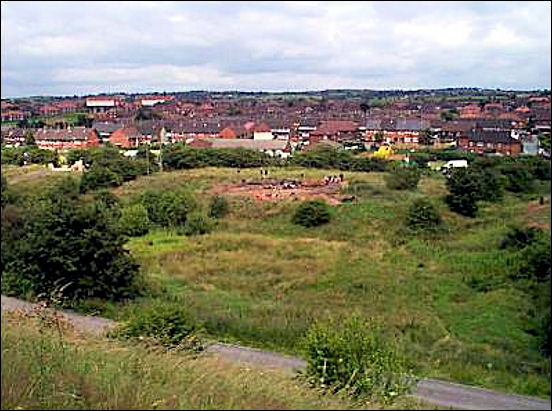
[146,143,150,175]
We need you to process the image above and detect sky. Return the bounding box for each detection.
[1,1,551,98]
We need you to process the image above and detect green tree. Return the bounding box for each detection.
[24,130,36,146]
[1,178,141,302]
[119,204,151,237]
[445,168,481,217]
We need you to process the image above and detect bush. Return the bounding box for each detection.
[119,204,151,237]
[500,226,543,250]
[301,315,413,400]
[141,189,197,228]
[476,168,505,203]
[110,300,201,349]
[181,212,214,236]
[209,195,229,219]
[292,200,332,227]
[445,168,481,217]
[514,236,551,284]
[500,163,534,193]
[384,168,421,190]
[79,146,154,192]
[1,178,141,302]
[405,198,441,233]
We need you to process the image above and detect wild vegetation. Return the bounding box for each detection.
[1,150,551,402]
[3,312,434,410]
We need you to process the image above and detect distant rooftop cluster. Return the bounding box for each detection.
[1,89,550,157]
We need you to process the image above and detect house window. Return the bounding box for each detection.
[487,142,493,148]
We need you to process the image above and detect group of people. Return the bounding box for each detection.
[323,174,344,185]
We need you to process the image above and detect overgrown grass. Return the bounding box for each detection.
[5,165,551,399]
[1,312,433,410]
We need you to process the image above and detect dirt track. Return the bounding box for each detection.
[2,295,550,410]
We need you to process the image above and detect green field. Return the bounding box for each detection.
[3,165,551,399]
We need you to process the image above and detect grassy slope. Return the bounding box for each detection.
[4,165,551,399]
[1,312,431,410]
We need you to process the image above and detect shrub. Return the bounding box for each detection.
[141,189,197,228]
[181,212,214,236]
[500,226,543,250]
[445,168,481,217]
[476,168,505,203]
[405,198,441,233]
[301,315,413,400]
[292,200,332,227]
[79,146,154,192]
[109,300,201,349]
[500,163,534,193]
[1,178,141,302]
[384,167,421,190]
[513,236,551,284]
[209,195,229,219]
[119,204,151,237]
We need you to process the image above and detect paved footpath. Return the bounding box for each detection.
[2,295,550,410]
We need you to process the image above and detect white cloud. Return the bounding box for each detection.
[1,1,550,97]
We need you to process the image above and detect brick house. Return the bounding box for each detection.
[219,127,238,139]
[108,126,145,148]
[459,130,522,156]
[35,127,100,150]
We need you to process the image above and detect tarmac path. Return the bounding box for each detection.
[2,295,550,410]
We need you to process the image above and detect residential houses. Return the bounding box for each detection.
[35,127,101,150]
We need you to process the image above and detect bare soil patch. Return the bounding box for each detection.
[210,177,355,205]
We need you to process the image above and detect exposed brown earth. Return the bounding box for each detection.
[210,177,355,206]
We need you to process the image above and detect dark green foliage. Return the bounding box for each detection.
[500,163,534,193]
[79,146,153,192]
[292,200,332,227]
[163,145,275,170]
[384,167,421,190]
[291,145,387,172]
[1,174,8,208]
[1,146,57,166]
[119,204,151,237]
[181,212,214,236]
[405,198,441,232]
[1,178,141,302]
[514,237,551,284]
[477,168,505,202]
[445,168,482,217]
[141,189,197,228]
[208,195,229,219]
[110,300,201,349]
[500,226,543,250]
[301,315,413,400]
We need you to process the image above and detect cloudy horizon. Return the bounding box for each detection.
[1,1,551,98]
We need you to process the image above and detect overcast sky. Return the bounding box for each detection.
[1,1,550,97]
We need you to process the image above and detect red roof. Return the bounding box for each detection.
[254,122,271,133]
